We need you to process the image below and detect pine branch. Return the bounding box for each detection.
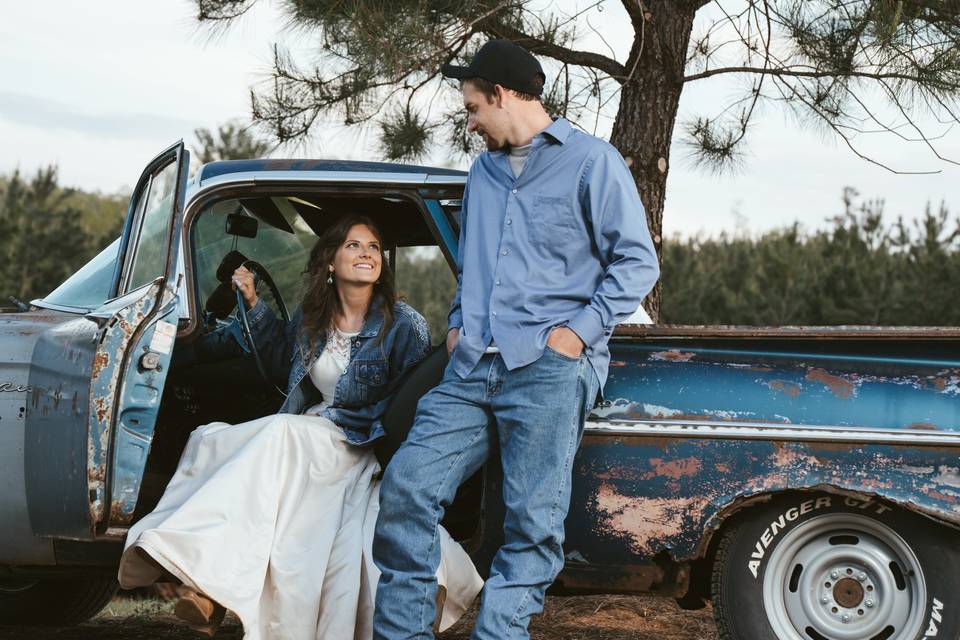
[683,65,956,84]
[477,18,626,79]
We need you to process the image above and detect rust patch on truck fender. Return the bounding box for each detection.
[91,351,109,380]
[649,350,696,363]
[594,483,703,555]
[906,422,938,430]
[805,367,855,398]
[648,457,701,481]
[925,489,959,504]
[767,379,801,397]
[94,396,110,424]
[110,500,133,527]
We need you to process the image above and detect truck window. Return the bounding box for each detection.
[125,160,178,292]
[192,198,316,312]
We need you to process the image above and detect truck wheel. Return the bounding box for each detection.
[712,493,959,640]
[0,575,117,626]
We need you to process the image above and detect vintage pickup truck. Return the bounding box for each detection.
[2,142,959,640]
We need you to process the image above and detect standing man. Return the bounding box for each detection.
[373,39,660,639]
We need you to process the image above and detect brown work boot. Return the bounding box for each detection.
[174,588,227,637]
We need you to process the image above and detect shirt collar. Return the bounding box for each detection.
[540,117,572,145]
[494,116,572,159]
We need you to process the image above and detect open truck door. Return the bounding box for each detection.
[25,142,189,540]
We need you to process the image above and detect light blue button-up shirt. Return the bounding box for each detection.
[447,117,660,389]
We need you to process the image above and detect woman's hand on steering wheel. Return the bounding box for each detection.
[231,266,258,309]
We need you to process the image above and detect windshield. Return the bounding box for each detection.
[192,198,317,312]
[42,238,120,310]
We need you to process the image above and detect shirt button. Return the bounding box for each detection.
[496,280,501,285]
[506,219,512,225]
[511,188,517,194]
[492,311,498,316]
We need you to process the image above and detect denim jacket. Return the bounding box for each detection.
[242,296,432,445]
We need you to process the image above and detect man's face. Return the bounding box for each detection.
[462,81,508,152]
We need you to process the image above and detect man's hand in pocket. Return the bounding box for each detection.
[547,326,585,358]
[447,327,461,355]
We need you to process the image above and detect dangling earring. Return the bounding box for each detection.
[326,271,334,285]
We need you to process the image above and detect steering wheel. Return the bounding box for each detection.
[232,260,290,397]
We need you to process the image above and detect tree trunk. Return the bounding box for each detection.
[608,5,696,322]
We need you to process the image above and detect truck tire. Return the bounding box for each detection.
[712,492,959,640]
[0,575,117,626]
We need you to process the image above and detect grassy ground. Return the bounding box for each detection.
[0,595,718,640]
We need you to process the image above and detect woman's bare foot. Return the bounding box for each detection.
[174,588,227,637]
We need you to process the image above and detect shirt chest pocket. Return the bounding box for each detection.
[529,195,578,248]
[354,360,389,402]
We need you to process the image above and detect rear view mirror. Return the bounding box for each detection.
[226,213,258,238]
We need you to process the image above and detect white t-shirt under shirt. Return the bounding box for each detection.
[508,143,532,178]
[304,326,359,414]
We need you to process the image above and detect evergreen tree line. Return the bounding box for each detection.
[0,124,264,307]
[4,167,955,330]
[660,190,957,326]
[396,189,959,331]
[0,167,125,305]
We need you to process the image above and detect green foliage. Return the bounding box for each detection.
[196,1,960,173]
[660,190,960,326]
[0,167,123,303]
[378,106,433,161]
[381,191,960,331]
[193,121,272,163]
[395,247,457,340]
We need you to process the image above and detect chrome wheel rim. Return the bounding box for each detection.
[762,512,926,640]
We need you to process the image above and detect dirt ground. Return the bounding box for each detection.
[0,594,719,640]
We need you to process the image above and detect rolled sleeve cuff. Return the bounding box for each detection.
[247,298,269,324]
[567,307,606,349]
[447,308,463,333]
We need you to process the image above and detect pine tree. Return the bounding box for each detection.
[193,120,272,163]
[194,0,960,318]
[0,167,98,301]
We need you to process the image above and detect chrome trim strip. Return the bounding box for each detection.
[30,300,88,314]
[424,175,468,185]
[198,171,434,190]
[583,419,960,446]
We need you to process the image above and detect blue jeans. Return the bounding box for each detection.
[373,347,600,639]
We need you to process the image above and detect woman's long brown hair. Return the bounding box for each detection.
[299,215,396,353]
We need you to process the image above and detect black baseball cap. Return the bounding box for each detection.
[441,39,545,96]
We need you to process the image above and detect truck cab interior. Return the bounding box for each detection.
[132,186,484,545]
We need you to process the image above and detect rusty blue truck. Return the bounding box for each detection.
[2,142,959,640]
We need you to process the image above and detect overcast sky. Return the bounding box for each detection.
[2,1,958,238]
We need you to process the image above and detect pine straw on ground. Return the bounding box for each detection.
[441,595,718,640]
[0,594,718,640]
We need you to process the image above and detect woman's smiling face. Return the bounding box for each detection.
[330,224,382,286]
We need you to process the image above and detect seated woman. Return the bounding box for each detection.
[118,215,482,639]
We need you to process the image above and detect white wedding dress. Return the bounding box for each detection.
[118,327,483,639]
